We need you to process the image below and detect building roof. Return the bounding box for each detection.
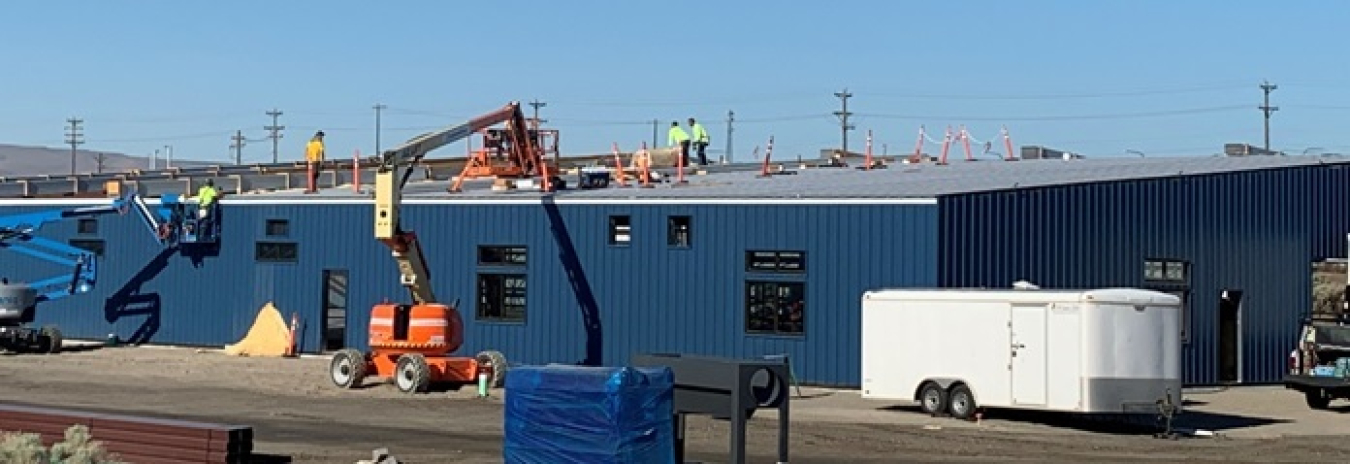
[239,153,1350,202]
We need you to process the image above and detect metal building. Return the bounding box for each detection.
[3,154,1348,387]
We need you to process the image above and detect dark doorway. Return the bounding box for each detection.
[1218,289,1243,383]
[322,269,349,351]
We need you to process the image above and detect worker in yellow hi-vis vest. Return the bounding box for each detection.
[688,117,710,166]
[305,131,325,190]
[667,121,690,167]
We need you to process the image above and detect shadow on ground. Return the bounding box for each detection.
[878,404,1288,436]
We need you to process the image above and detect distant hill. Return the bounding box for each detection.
[0,143,215,178]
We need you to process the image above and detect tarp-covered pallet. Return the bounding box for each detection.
[503,365,675,464]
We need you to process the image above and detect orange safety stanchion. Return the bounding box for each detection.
[1002,126,1016,161]
[757,136,775,178]
[938,126,953,165]
[638,142,654,188]
[611,143,628,187]
[960,125,974,162]
[864,129,873,170]
[353,149,361,193]
[285,312,299,357]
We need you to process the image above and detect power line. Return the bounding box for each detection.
[1259,80,1278,152]
[65,117,84,176]
[855,105,1248,122]
[833,89,854,154]
[264,108,285,164]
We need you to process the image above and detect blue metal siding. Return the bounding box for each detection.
[0,200,939,387]
[939,166,1326,386]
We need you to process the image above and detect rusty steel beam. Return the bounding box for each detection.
[0,402,253,464]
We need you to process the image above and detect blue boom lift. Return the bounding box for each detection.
[0,191,212,353]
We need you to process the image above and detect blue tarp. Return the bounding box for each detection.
[503,364,675,464]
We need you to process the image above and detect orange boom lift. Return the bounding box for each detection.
[328,101,550,393]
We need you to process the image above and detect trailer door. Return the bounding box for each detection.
[1010,303,1048,405]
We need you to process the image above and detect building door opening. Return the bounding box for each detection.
[1218,289,1243,384]
[322,269,349,351]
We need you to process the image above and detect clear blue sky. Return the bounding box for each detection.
[3,0,1348,165]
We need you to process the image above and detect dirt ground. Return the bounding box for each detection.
[4,345,1350,463]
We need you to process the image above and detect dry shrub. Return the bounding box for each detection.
[0,424,124,464]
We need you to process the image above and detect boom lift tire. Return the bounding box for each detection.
[330,348,368,389]
[475,350,509,388]
[34,326,62,354]
[395,353,432,394]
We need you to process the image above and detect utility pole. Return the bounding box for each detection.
[1259,80,1278,153]
[265,108,285,164]
[64,117,84,176]
[373,103,386,154]
[833,89,855,156]
[528,99,547,128]
[95,153,105,174]
[230,130,246,166]
[725,110,735,163]
[651,119,659,148]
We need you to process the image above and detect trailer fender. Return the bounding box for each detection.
[914,378,969,401]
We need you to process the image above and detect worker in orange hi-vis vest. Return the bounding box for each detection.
[305,131,325,190]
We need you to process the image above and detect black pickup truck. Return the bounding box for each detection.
[1283,318,1350,409]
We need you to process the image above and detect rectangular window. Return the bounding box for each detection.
[476,273,527,323]
[667,216,692,248]
[478,245,527,266]
[609,215,631,245]
[255,241,299,263]
[265,219,290,237]
[745,281,805,336]
[745,250,806,273]
[1144,258,1188,283]
[76,219,98,235]
[68,239,105,257]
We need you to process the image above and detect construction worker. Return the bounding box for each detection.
[667,121,691,167]
[195,179,219,220]
[688,117,710,166]
[305,131,326,191]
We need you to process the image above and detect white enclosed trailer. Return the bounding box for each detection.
[860,286,1183,420]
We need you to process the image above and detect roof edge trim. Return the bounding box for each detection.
[0,197,939,207]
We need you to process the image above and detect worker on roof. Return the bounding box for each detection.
[667,121,691,167]
[305,131,326,192]
[196,179,219,220]
[688,117,710,166]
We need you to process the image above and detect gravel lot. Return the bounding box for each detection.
[3,345,1350,463]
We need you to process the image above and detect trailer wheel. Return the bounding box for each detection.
[918,382,948,416]
[948,384,977,420]
[1306,389,1332,410]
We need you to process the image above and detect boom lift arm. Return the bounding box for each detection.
[374,101,542,304]
[0,192,166,303]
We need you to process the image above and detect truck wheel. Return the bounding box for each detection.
[918,382,948,416]
[948,384,977,420]
[1306,389,1332,410]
